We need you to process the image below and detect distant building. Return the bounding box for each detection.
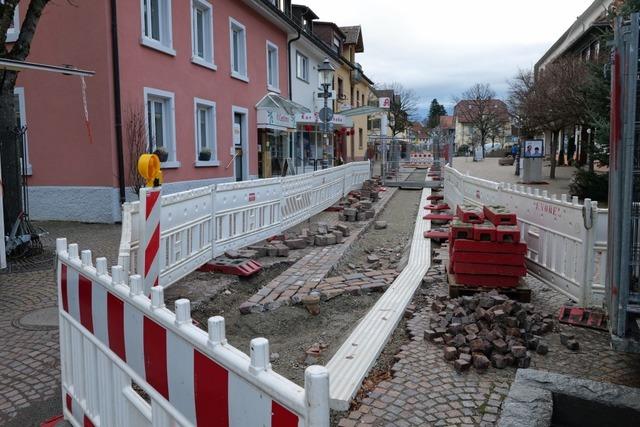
[453,100,511,150]
[534,0,614,163]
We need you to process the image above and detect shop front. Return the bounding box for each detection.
[293,112,354,174]
[256,94,309,178]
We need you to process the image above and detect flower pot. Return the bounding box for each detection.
[153,149,169,162]
[198,151,212,161]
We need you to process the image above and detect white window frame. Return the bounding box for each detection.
[143,87,179,168]
[14,87,31,175]
[229,17,248,82]
[296,51,308,82]
[193,98,219,167]
[6,4,19,43]
[190,0,215,70]
[266,41,279,92]
[140,0,175,56]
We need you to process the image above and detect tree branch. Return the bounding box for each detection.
[10,0,51,60]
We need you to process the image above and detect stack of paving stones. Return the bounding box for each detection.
[339,179,383,222]
[243,222,352,256]
[239,269,399,314]
[424,290,557,373]
[449,204,526,287]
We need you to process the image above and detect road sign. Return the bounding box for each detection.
[319,107,334,123]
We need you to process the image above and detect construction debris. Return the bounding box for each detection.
[424,290,557,372]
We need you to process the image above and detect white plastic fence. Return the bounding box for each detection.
[119,162,371,288]
[444,165,607,307]
[56,238,329,427]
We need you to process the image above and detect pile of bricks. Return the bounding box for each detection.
[449,204,526,287]
[244,222,352,256]
[424,290,555,372]
[338,178,383,222]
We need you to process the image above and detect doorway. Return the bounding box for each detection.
[232,107,248,181]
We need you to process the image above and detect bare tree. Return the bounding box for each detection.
[377,83,418,137]
[518,57,589,178]
[0,0,53,232]
[507,69,537,139]
[125,104,148,196]
[455,83,507,159]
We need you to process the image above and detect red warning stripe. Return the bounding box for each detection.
[145,190,161,220]
[143,316,169,399]
[107,293,126,361]
[61,264,69,312]
[78,275,94,333]
[144,225,160,277]
[272,401,299,427]
[194,350,229,426]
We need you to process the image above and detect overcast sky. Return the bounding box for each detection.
[301,0,596,119]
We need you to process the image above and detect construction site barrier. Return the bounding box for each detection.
[118,161,371,288]
[407,153,433,166]
[56,238,330,427]
[444,165,607,307]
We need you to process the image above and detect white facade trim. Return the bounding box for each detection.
[231,105,250,181]
[143,86,178,166]
[193,97,218,165]
[139,0,176,56]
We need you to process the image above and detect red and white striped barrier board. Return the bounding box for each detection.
[57,238,330,427]
[139,186,161,295]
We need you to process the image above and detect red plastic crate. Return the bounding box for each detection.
[454,274,520,287]
[473,222,496,242]
[452,240,527,254]
[450,252,525,266]
[452,262,526,277]
[496,225,521,243]
[455,204,484,224]
[483,205,517,226]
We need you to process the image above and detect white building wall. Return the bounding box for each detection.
[289,38,338,113]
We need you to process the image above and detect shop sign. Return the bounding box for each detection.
[296,112,353,127]
[379,97,391,109]
[257,108,295,129]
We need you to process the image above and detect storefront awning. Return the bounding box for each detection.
[295,112,354,128]
[256,93,310,131]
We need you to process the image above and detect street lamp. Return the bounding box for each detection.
[317,58,335,169]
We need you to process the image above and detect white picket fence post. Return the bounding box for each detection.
[56,237,331,427]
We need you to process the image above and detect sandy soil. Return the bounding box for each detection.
[164,184,423,386]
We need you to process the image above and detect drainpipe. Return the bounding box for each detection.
[110,0,126,206]
[287,28,301,100]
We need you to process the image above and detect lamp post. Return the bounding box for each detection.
[318,58,335,169]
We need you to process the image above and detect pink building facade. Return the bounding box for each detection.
[14,0,294,222]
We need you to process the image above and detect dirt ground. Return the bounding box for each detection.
[165,185,423,386]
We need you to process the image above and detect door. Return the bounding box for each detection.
[234,112,243,181]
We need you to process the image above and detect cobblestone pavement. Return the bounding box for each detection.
[0,222,121,425]
[241,186,398,313]
[338,254,640,427]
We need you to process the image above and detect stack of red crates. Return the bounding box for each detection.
[448,205,527,288]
